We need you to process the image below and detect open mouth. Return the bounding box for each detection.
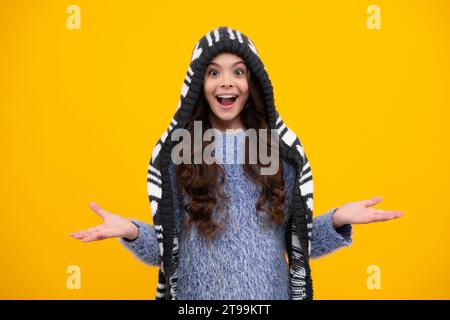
[215,94,238,108]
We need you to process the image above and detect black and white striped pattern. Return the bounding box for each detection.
[276,114,314,299]
[147,26,314,300]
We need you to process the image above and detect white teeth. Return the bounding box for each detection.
[216,95,237,99]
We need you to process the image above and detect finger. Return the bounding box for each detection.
[371,210,403,222]
[388,210,404,218]
[84,225,103,233]
[363,196,383,208]
[373,215,396,223]
[81,231,105,242]
[82,230,114,242]
[373,209,403,218]
[89,202,107,219]
[70,225,101,238]
[81,233,98,242]
[70,225,101,237]
[70,231,87,239]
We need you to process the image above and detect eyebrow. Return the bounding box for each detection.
[207,60,246,68]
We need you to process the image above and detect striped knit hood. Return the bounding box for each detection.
[147,26,315,300]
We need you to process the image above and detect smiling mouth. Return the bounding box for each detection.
[215,95,238,107]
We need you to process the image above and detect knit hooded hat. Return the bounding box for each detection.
[147,26,314,300]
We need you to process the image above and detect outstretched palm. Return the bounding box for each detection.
[70,202,138,242]
[333,196,404,228]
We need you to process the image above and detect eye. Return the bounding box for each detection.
[234,68,245,76]
[207,69,219,76]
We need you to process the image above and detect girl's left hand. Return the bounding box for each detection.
[332,196,404,229]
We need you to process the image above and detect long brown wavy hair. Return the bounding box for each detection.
[175,59,286,240]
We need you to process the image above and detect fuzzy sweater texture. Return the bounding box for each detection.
[120,130,352,300]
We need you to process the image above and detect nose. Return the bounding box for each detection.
[220,73,234,88]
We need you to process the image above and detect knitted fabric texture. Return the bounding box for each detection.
[121,131,353,299]
[139,26,334,300]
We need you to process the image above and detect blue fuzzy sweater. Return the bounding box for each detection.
[120,130,352,300]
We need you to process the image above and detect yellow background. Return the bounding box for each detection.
[1,0,449,299]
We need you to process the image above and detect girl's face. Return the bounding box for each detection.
[203,53,249,131]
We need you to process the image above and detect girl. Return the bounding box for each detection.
[70,27,403,300]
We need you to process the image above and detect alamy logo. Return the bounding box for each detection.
[66,5,81,30]
[170,121,280,176]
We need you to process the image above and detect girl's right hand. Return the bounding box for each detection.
[69,202,139,242]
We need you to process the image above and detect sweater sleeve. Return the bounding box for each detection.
[283,158,353,259]
[118,161,184,266]
[118,220,161,266]
[310,207,353,259]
